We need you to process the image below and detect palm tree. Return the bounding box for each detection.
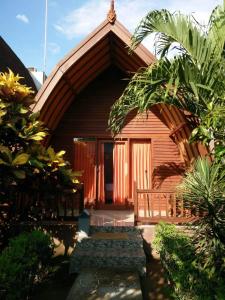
[108,3,225,286]
[109,2,225,158]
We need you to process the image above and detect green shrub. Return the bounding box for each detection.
[0,230,54,300]
[154,222,225,300]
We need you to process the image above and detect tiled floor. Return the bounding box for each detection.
[87,209,134,226]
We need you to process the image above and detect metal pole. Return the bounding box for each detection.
[43,0,48,75]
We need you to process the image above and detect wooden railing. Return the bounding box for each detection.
[0,184,84,223]
[0,184,84,250]
[134,189,195,224]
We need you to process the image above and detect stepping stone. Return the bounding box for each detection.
[67,269,143,300]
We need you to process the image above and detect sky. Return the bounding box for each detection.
[0,0,221,75]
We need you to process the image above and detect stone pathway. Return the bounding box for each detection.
[68,225,171,300]
[66,269,142,300]
[70,226,146,275]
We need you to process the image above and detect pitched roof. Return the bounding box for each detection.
[33,18,155,126]
[0,36,37,93]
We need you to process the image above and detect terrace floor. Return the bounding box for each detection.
[87,209,134,226]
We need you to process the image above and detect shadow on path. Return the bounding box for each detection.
[141,231,171,300]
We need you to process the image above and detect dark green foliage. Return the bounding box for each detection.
[154,222,225,300]
[0,230,54,300]
[109,2,225,159]
[179,158,225,267]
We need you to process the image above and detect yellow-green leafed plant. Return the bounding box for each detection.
[0,69,34,104]
[0,70,78,205]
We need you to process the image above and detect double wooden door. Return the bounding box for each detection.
[74,139,151,207]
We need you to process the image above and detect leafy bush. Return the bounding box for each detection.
[178,158,225,291]
[179,158,225,246]
[0,70,80,247]
[0,70,79,200]
[154,222,225,300]
[0,230,54,300]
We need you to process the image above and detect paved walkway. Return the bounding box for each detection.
[67,269,142,300]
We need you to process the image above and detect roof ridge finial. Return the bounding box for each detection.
[107,0,116,24]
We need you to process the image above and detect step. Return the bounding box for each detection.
[70,226,146,275]
[70,247,146,274]
[77,231,143,250]
[90,225,139,234]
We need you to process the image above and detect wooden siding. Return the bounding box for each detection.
[51,67,126,144]
[51,67,171,154]
[50,66,185,195]
[122,109,170,138]
[152,138,185,190]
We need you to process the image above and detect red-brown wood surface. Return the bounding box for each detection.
[152,138,185,190]
[50,67,172,155]
[50,67,185,207]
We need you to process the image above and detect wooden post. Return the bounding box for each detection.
[173,194,177,218]
[158,193,161,217]
[79,184,84,214]
[181,196,184,217]
[56,194,59,219]
[166,194,169,217]
[63,194,66,217]
[134,182,138,224]
[71,193,74,217]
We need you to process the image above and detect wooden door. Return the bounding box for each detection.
[74,140,96,206]
[131,140,151,198]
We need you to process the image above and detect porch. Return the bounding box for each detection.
[88,209,134,226]
[0,187,195,230]
[88,189,195,226]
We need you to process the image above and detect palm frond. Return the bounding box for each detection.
[130,9,213,66]
[109,54,225,134]
[208,1,225,59]
[178,159,225,219]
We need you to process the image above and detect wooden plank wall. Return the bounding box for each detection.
[50,66,185,189]
[152,139,185,190]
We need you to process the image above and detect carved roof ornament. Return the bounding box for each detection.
[107,0,116,24]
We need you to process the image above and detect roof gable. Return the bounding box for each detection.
[33,18,155,116]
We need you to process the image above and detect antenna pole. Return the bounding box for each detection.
[43,0,48,74]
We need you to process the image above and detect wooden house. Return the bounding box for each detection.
[33,2,207,223]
